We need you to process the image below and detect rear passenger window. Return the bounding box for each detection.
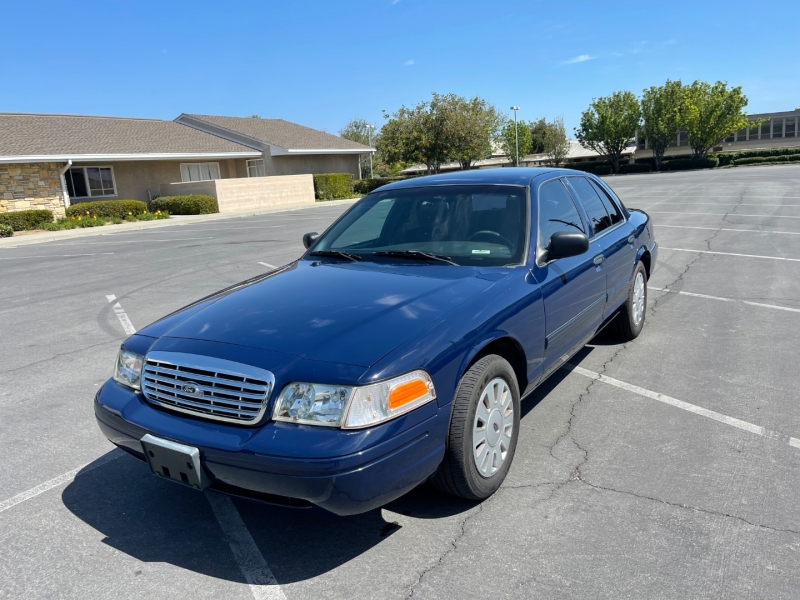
[589,180,623,226]
[538,180,585,251]
[567,177,612,235]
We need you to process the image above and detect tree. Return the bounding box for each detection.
[498,119,532,166]
[575,91,641,174]
[443,95,503,169]
[542,117,570,166]
[528,118,549,154]
[340,118,377,178]
[680,81,752,158]
[640,80,684,171]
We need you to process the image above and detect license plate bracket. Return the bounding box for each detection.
[140,434,207,490]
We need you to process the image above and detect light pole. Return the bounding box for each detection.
[366,124,375,178]
[510,106,520,167]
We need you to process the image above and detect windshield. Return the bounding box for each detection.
[310,185,529,267]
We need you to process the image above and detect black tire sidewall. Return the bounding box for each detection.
[457,356,521,498]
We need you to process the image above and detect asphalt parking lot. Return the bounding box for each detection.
[1,165,799,599]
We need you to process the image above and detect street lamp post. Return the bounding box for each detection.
[366,124,375,178]
[510,106,520,167]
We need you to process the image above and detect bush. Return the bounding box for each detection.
[313,173,354,200]
[735,154,800,166]
[0,209,54,231]
[593,165,613,176]
[354,178,393,194]
[66,199,147,219]
[661,157,719,171]
[0,223,13,238]
[562,162,603,173]
[619,163,652,174]
[150,195,218,215]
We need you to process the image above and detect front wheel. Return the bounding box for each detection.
[613,261,647,340]
[432,354,520,500]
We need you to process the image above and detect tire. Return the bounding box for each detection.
[433,354,520,500]
[613,261,647,340]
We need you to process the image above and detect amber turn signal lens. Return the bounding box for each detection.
[388,378,430,410]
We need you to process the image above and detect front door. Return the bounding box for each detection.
[531,179,606,375]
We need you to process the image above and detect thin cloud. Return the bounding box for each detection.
[404,59,415,66]
[560,54,595,65]
[392,0,402,4]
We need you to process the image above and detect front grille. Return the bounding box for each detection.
[141,351,275,424]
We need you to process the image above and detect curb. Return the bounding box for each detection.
[0,198,359,249]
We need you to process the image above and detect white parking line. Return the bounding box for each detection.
[50,237,214,246]
[206,492,287,600]
[660,247,800,262]
[0,450,124,514]
[0,252,115,259]
[258,262,276,269]
[649,286,800,313]
[658,225,800,235]
[106,295,136,335]
[741,301,800,313]
[566,365,800,449]
[631,202,800,207]
[648,211,800,219]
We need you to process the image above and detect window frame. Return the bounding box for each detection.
[65,165,117,199]
[179,162,221,183]
[564,176,626,241]
[246,159,266,178]
[534,177,589,267]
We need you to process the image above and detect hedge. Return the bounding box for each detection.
[0,209,54,231]
[313,173,354,200]
[0,223,13,238]
[735,154,800,166]
[661,157,719,171]
[354,178,394,194]
[619,163,652,174]
[593,165,613,176]
[561,162,615,175]
[66,199,147,219]
[150,194,218,215]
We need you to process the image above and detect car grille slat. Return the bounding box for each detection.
[141,352,274,425]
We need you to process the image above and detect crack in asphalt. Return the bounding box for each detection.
[0,339,119,374]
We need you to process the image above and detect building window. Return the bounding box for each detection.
[773,118,784,139]
[735,128,747,142]
[180,162,220,182]
[760,121,772,139]
[749,123,759,140]
[65,166,116,198]
[247,159,266,177]
[678,130,688,146]
[786,118,796,138]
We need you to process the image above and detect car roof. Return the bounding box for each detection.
[379,167,570,191]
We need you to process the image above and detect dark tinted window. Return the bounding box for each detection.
[315,185,528,267]
[588,180,623,225]
[538,180,585,251]
[567,177,612,235]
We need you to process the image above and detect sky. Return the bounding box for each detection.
[2,0,798,138]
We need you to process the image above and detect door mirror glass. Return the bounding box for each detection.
[547,232,589,261]
[302,232,319,249]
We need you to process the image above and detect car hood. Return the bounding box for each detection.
[144,260,498,367]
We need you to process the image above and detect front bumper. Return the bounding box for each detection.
[95,380,448,515]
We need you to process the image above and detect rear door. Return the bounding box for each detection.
[531,178,606,374]
[565,176,636,319]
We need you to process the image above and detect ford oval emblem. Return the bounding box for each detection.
[181,382,204,397]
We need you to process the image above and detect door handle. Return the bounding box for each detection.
[593,254,605,266]
[627,235,635,245]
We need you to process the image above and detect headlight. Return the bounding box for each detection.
[272,370,436,429]
[113,349,144,390]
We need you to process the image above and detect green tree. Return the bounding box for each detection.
[379,95,450,174]
[498,119,533,166]
[575,91,641,174]
[528,118,549,154]
[640,80,685,171]
[543,117,570,166]
[680,81,753,158]
[340,118,377,178]
[444,95,504,169]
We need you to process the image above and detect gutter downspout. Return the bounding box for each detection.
[58,160,72,210]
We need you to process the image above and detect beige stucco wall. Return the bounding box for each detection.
[160,174,315,213]
[0,162,66,217]
[70,159,249,204]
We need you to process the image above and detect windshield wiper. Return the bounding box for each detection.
[309,250,362,262]
[372,250,457,265]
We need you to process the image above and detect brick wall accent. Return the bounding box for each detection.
[0,162,67,217]
[160,174,316,213]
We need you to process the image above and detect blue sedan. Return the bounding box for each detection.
[95,168,657,515]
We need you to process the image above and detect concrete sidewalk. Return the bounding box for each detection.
[0,198,358,248]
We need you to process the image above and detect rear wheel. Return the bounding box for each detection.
[613,261,647,340]
[433,354,520,500]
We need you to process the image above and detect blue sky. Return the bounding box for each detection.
[2,0,798,137]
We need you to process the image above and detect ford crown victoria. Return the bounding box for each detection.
[95,168,657,515]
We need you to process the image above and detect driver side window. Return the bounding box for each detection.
[538,180,585,254]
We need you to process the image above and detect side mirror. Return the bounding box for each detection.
[302,232,319,249]
[547,232,589,261]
